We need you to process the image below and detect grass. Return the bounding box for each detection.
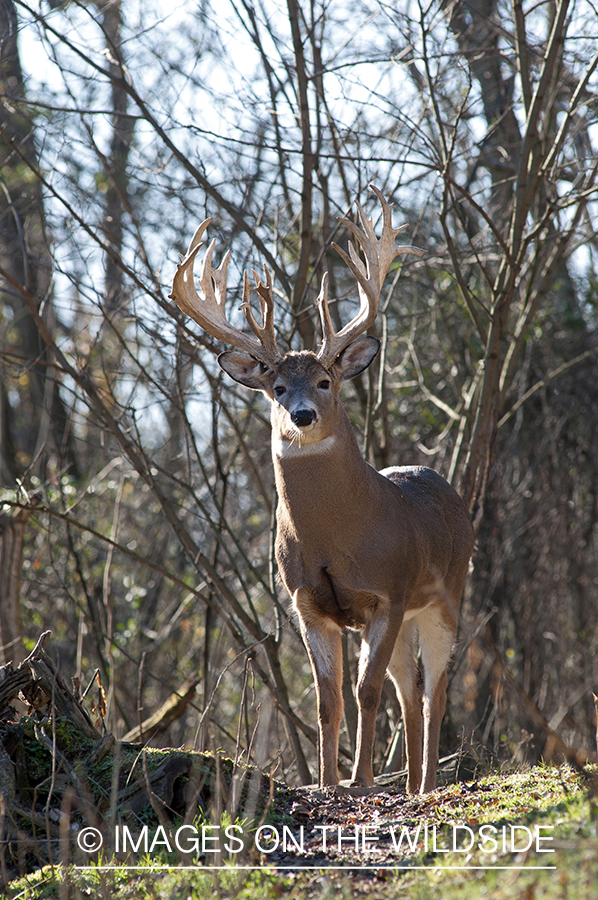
[4,764,598,900]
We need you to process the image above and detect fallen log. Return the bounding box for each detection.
[122,674,200,744]
[0,632,274,884]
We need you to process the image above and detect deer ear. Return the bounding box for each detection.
[331,336,380,381]
[218,350,271,390]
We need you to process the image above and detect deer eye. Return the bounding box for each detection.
[274,385,286,397]
[318,380,331,390]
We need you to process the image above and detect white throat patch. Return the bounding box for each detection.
[273,435,336,459]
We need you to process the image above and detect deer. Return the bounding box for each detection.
[170,187,474,794]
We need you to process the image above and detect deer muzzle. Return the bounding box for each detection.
[291,408,317,428]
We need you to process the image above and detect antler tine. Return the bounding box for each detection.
[170,221,282,367]
[240,267,283,366]
[318,185,424,367]
[315,273,334,361]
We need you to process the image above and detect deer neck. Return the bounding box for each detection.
[272,406,371,518]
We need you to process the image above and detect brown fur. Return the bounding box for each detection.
[169,193,464,791]
[223,347,474,792]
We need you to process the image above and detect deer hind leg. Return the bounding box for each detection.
[295,591,343,786]
[387,618,423,794]
[417,604,458,794]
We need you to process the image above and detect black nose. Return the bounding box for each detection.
[291,408,316,427]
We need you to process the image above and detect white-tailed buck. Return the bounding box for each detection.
[171,187,474,793]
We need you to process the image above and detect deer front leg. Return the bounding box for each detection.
[294,590,343,786]
[352,605,403,787]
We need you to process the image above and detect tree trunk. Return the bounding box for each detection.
[0,0,77,483]
[0,505,33,666]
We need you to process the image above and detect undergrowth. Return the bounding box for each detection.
[4,764,598,900]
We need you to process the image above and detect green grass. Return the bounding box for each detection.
[4,764,598,900]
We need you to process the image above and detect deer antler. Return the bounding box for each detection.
[317,185,424,367]
[170,219,282,367]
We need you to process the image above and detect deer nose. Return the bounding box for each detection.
[291,408,316,427]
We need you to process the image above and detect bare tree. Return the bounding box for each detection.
[0,0,76,485]
[1,0,596,781]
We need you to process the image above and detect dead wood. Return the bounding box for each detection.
[122,675,200,743]
[117,753,194,817]
[0,631,100,742]
[0,631,275,883]
[0,669,30,710]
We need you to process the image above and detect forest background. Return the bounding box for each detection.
[1,0,598,790]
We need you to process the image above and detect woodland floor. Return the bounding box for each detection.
[3,762,598,899]
[2,635,597,898]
